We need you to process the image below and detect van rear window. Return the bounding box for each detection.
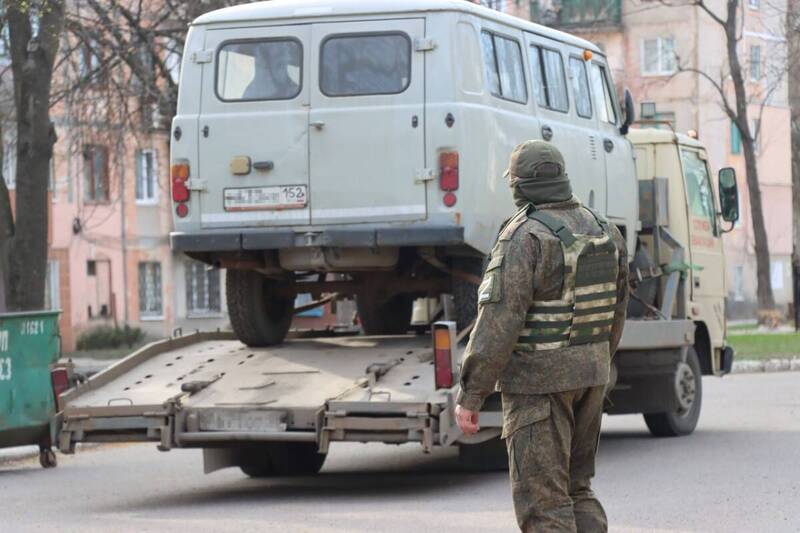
[320,33,411,97]
[216,39,302,102]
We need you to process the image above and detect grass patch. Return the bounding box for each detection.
[728,332,800,360]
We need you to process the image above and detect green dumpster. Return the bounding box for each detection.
[0,310,61,467]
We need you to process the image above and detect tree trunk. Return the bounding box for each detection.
[789,0,800,328]
[724,0,775,312]
[5,1,65,311]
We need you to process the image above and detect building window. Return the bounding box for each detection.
[136,150,157,203]
[529,45,568,112]
[83,145,109,202]
[481,31,528,104]
[138,262,163,318]
[79,38,103,82]
[752,119,761,154]
[641,37,676,76]
[732,265,745,302]
[44,260,60,311]
[2,139,14,189]
[731,121,742,154]
[749,45,761,81]
[771,261,784,290]
[185,261,221,316]
[748,0,760,8]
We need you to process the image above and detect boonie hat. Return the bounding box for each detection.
[504,140,567,180]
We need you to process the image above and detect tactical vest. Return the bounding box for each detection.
[515,208,619,352]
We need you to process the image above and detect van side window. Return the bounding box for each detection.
[320,33,411,97]
[568,57,592,119]
[590,63,617,125]
[529,46,568,112]
[480,31,527,104]
[216,39,302,102]
[680,149,717,234]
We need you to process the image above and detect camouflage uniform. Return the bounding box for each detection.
[457,141,629,533]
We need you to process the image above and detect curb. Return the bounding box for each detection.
[0,446,40,464]
[731,358,800,374]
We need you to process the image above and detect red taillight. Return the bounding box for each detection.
[171,162,190,203]
[51,366,70,408]
[175,203,189,218]
[433,322,456,389]
[439,152,459,191]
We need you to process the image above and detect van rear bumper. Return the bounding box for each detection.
[170,226,465,252]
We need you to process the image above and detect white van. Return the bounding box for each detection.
[170,0,638,346]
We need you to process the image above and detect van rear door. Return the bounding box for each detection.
[199,25,311,228]
[308,19,427,225]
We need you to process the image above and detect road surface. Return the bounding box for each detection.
[2,372,798,533]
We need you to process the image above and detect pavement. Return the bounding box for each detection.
[2,372,799,533]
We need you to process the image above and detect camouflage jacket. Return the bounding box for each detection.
[457,197,630,411]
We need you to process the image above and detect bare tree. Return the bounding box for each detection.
[789,0,800,326]
[0,1,65,311]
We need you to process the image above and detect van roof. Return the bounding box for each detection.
[193,0,603,55]
[628,128,705,149]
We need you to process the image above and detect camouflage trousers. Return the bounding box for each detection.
[502,386,607,533]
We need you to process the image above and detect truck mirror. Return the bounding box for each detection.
[718,167,739,223]
[620,88,635,135]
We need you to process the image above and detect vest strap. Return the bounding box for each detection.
[528,211,577,247]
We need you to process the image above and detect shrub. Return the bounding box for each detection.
[76,325,145,351]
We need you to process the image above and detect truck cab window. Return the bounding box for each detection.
[481,31,527,104]
[568,56,592,118]
[530,45,568,112]
[320,33,411,97]
[680,149,717,234]
[217,39,302,101]
[590,63,617,125]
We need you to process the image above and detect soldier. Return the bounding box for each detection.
[455,140,629,532]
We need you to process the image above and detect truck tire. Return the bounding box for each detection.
[226,270,294,347]
[452,256,485,332]
[644,347,703,437]
[356,292,414,335]
[239,443,326,478]
[458,436,508,471]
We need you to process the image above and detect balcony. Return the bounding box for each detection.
[532,0,622,30]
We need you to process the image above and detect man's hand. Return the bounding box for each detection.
[455,405,480,435]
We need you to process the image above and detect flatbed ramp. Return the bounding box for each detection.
[59,332,450,454]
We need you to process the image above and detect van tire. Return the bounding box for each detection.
[226,269,294,347]
[239,443,326,478]
[356,292,414,335]
[458,437,508,471]
[644,347,703,437]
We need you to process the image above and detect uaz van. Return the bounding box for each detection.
[170,0,637,346]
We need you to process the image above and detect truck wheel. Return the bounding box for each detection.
[452,256,485,332]
[356,292,413,335]
[239,443,326,478]
[644,347,703,437]
[458,436,508,471]
[226,270,294,347]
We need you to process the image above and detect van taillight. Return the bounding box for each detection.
[171,162,190,203]
[439,152,459,191]
[433,322,457,389]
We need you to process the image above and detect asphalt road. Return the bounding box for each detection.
[2,372,798,533]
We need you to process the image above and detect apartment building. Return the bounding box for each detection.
[483,0,793,317]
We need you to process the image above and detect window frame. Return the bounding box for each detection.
[529,43,569,113]
[214,37,304,103]
[591,62,618,126]
[135,149,158,205]
[749,44,761,81]
[82,144,110,204]
[319,31,412,98]
[568,55,593,119]
[679,147,718,236]
[481,29,528,105]
[138,261,164,320]
[185,261,222,318]
[641,37,676,76]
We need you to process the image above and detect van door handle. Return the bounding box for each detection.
[604,139,614,153]
[541,125,553,141]
[310,121,325,130]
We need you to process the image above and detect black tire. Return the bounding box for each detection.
[226,269,294,347]
[644,347,703,437]
[452,256,485,332]
[458,436,509,472]
[356,291,414,335]
[239,443,327,478]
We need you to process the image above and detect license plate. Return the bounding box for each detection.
[223,185,307,211]
[197,410,286,432]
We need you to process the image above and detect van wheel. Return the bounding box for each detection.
[644,347,703,437]
[226,269,294,347]
[356,292,413,335]
[239,443,326,478]
[458,437,508,471]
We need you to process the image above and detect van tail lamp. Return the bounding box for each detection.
[433,321,458,390]
[50,365,71,410]
[171,161,191,203]
[175,203,189,218]
[439,152,459,191]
